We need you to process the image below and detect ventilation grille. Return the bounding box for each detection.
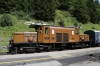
[56,33,62,42]
[63,33,68,42]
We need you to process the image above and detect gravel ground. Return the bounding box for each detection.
[0,46,7,50]
[68,48,100,57]
[68,61,100,66]
[68,53,100,66]
[1,47,100,59]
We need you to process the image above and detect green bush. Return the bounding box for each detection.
[58,19,65,27]
[11,11,30,21]
[0,14,13,27]
[16,11,25,20]
[23,15,30,21]
[92,26,95,29]
[11,11,25,20]
[73,22,78,27]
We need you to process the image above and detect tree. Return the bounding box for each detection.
[0,14,13,27]
[87,0,100,24]
[33,0,57,21]
[0,0,11,13]
[58,19,65,26]
[57,0,76,15]
[73,0,90,24]
[58,0,68,10]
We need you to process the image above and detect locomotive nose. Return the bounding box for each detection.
[28,36,34,42]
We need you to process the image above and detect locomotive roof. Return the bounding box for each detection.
[79,34,89,35]
[14,32,37,34]
[86,30,100,32]
[93,30,100,32]
[49,26,78,30]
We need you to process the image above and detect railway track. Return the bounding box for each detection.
[0,52,12,55]
[0,47,100,56]
[0,47,71,55]
[0,46,86,55]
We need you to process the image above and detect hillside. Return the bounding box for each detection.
[0,10,100,46]
[55,10,100,33]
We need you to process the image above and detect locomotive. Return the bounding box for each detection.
[8,23,90,54]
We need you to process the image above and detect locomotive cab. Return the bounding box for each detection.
[37,26,80,43]
[38,26,50,43]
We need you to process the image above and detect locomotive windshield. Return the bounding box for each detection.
[76,29,79,34]
[39,27,42,33]
[45,28,48,34]
[76,30,79,34]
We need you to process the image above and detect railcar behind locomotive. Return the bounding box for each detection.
[84,30,100,46]
[8,24,90,54]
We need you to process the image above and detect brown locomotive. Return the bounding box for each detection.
[8,24,90,54]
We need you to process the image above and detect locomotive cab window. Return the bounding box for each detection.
[39,27,42,33]
[45,28,48,34]
[76,30,79,34]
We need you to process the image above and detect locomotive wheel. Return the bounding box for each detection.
[46,47,52,52]
[58,46,64,51]
[45,47,49,52]
[8,47,12,53]
[25,48,35,53]
[36,48,41,53]
[11,47,17,54]
[81,43,86,48]
[85,44,88,48]
[80,40,85,48]
[68,44,73,50]
[81,44,84,48]
[97,44,100,47]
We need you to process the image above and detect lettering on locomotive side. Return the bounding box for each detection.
[69,40,75,42]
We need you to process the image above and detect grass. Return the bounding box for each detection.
[0,50,8,52]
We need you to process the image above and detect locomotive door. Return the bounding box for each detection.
[38,27,43,43]
[43,26,50,43]
[70,29,79,42]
